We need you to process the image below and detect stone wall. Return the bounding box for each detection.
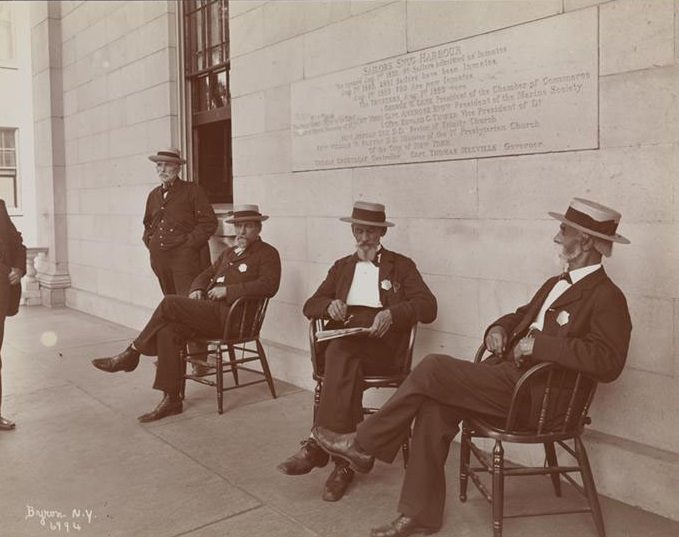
[53,1,179,323]
[1,1,38,244]
[229,0,679,520]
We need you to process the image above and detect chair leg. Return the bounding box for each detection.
[179,345,188,401]
[459,422,472,502]
[227,345,239,387]
[216,346,224,414]
[492,440,505,537]
[575,436,606,537]
[255,339,277,398]
[313,381,322,423]
[544,442,562,497]
[401,426,411,469]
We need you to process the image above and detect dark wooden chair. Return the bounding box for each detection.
[459,343,604,537]
[180,296,276,414]
[309,318,418,467]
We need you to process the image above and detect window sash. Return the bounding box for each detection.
[184,0,228,77]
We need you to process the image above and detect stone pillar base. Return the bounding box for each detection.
[37,271,71,308]
[40,287,67,307]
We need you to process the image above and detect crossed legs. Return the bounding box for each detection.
[316,353,522,531]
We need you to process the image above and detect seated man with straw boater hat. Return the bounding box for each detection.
[277,201,437,502]
[312,197,633,537]
[143,148,217,297]
[91,205,281,422]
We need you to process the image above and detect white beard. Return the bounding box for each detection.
[554,242,582,270]
[356,243,378,262]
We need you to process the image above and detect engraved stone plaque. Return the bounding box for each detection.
[292,8,598,171]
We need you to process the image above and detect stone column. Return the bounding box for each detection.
[30,1,70,306]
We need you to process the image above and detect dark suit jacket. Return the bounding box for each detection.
[0,200,26,317]
[142,179,217,270]
[487,267,632,383]
[304,248,437,355]
[190,238,281,306]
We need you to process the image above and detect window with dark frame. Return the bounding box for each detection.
[0,128,18,208]
[182,0,232,204]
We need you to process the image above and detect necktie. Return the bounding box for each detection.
[559,272,572,284]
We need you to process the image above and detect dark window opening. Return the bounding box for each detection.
[0,127,18,208]
[182,0,231,204]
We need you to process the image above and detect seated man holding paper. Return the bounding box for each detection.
[277,201,437,502]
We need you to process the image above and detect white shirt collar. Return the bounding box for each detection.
[567,263,601,285]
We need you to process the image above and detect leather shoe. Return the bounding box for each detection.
[312,426,374,474]
[0,416,16,431]
[322,462,354,502]
[138,394,183,423]
[277,438,329,475]
[370,515,437,537]
[92,346,140,373]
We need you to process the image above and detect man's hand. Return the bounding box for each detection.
[512,336,535,368]
[369,309,393,338]
[189,290,203,300]
[207,286,227,301]
[8,267,24,286]
[485,326,507,354]
[327,299,348,322]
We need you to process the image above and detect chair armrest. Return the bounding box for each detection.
[223,296,269,341]
[474,343,488,364]
[504,361,557,430]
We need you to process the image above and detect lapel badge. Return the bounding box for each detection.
[556,310,570,326]
[380,279,392,291]
[238,263,248,273]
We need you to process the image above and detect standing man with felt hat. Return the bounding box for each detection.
[143,148,217,297]
[277,201,437,503]
[91,205,281,422]
[0,198,26,430]
[312,197,632,537]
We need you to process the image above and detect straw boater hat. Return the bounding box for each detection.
[548,198,629,244]
[340,201,394,227]
[224,204,269,223]
[148,148,186,164]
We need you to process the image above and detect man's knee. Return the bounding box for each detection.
[415,353,451,374]
[157,295,184,317]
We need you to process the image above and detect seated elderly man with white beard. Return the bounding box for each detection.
[277,201,437,503]
[313,197,633,537]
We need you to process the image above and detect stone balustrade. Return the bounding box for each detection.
[21,247,49,306]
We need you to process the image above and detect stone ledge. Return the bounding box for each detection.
[584,429,679,521]
[65,287,154,332]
